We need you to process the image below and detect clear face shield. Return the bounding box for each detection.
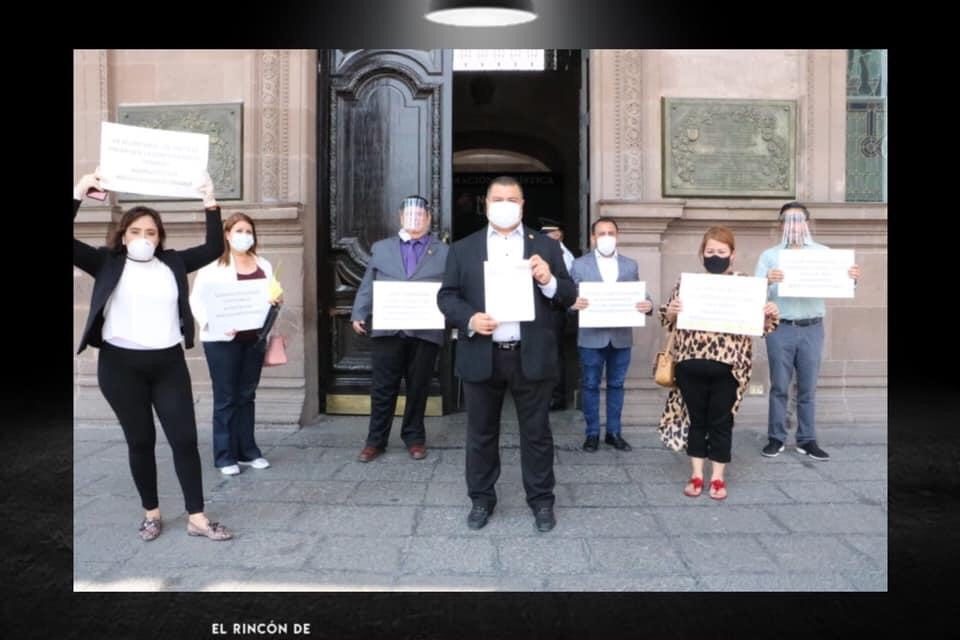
[781,209,812,247]
[399,197,430,235]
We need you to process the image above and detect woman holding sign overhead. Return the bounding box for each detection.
[190,213,282,476]
[658,226,779,500]
[73,169,233,541]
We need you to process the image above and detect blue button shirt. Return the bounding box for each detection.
[754,240,830,320]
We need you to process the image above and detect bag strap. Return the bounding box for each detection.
[663,326,676,355]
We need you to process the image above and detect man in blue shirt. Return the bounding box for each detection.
[755,202,861,461]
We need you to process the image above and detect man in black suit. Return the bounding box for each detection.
[437,176,577,533]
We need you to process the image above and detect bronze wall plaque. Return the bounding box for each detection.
[116,102,243,201]
[663,98,796,198]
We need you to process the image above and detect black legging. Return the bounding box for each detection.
[97,343,205,514]
[675,358,738,464]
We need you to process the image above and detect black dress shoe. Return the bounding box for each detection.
[605,433,632,451]
[466,504,494,530]
[533,506,556,532]
[549,399,566,411]
[582,435,599,452]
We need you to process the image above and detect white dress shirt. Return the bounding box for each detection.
[595,249,620,283]
[559,243,575,272]
[478,224,557,343]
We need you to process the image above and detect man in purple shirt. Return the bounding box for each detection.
[351,196,450,462]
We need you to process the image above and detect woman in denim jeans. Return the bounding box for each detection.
[190,212,282,476]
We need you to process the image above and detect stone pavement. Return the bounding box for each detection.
[73,398,887,592]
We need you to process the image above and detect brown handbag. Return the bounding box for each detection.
[653,329,677,388]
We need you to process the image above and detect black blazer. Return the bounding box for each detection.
[437,225,577,382]
[73,199,224,354]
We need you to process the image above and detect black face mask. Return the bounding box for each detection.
[703,255,730,274]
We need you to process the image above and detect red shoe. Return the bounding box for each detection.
[683,477,704,497]
[358,446,384,463]
[709,479,727,501]
[408,444,427,460]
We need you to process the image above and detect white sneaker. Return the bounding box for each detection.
[238,457,270,470]
[219,464,240,476]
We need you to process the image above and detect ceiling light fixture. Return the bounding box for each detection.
[425,1,538,27]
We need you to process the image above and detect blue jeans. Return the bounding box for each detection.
[579,344,632,437]
[765,321,824,445]
[203,339,266,468]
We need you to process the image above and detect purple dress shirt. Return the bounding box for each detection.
[400,236,429,278]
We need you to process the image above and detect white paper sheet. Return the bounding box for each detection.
[483,260,535,322]
[372,281,445,330]
[677,273,768,336]
[202,279,271,336]
[577,281,647,328]
[99,122,209,198]
[777,249,856,298]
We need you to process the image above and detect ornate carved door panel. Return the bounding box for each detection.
[320,50,453,414]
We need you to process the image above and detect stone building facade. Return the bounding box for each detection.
[73,49,886,427]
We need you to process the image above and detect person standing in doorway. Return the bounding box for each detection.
[352,196,449,462]
[569,217,653,452]
[755,202,862,461]
[437,176,577,533]
[539,217,576,411]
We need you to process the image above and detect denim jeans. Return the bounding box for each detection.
[203,339,266,468]
[578,344,632,437]
[765,321,824,445]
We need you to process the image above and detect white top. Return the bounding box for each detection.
[594,249,620,283]
[102,257,182,350]
[560,243,575,271]
[189,254,274,342]
[484,225,556,343]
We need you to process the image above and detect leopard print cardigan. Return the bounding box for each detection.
[656,272,779,452]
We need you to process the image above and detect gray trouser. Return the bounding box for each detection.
[765,321,824,444]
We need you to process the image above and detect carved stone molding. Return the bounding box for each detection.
[98,50,109,121]
[258,50,290,202]
[804,50,816,202]
[614,50,643,199]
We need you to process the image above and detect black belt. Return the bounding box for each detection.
[780,317,822,327]
[494,340,521,350]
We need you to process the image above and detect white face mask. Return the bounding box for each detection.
[596,235,617,257]
[486,201,522,230]
[125,237,156,261]
[229,233,255,253]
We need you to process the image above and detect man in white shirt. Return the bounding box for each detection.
[569,217,653,452]
[437,176,577,533]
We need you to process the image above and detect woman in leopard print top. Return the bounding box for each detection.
[658,226,779,500]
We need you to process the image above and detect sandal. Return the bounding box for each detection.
[187,520,233,541]
[709,479,727,501]
[137,517,162,541]
[683,476,704,497]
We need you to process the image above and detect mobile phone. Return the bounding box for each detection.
[86,187,108,201]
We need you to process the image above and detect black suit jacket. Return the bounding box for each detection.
[73,199,224,354]
[437,225,577,382]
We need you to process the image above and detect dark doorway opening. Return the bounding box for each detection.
[448,50,586,412]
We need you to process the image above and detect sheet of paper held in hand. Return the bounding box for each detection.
[677,273,768,336]
[372,281,445,330]
[484,260,535,322]
[203,280,271,336]
[777,249,855,298]
[578,281,646,328]
[99,122,209,198]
